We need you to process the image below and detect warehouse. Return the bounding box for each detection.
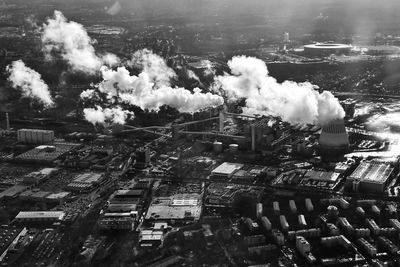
[17,129,54,144]
[210,162,244,180]
[14,211,65,223]
[66,172,106,193]
[346,161,394,193]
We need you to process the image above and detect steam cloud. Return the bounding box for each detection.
[42,10,119,74]
[83,106,133,125]
[216,56,345,125]
[128,48,176,87]
[80,49,223,124]
[7,60,54,107]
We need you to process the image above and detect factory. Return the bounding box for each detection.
[66,172,106,193]
[98,187,148,231]
[15,142,80,164]
[17,129,54,144]
[303,43,352,57]
[22,168,58,185]
[13,211,65,224]
[346,161,394,193]
[210,162,244,180]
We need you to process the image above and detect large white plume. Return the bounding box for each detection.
[41,10,119,74]
[83,106,133,125]
[80,49,223,119]
[128,49,176,87]
[216,56,345,125]
[7,60,54,107]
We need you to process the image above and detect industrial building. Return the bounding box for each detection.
[301,169,341,190]
[22,168,58,185]
[98,189,146,231]
[14,211,65,224]
[139,222,168,247]
[318,118,349,160]
[346,161,394,193]
[210,162,244,180]
[304,43,352,57]
[15,142,80,164]
[205,183,263,208]
[17,129,54,144]
[145,193,202,223]
[67,172,106,193]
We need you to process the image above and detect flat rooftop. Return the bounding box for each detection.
[304,170,340,182]
[211,162,244,176]
[349,162,393,184]
[145,194,202,221]
[15,211,65,220]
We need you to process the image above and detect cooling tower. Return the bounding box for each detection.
[318,118,349,160]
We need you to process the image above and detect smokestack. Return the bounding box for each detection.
[5,112,10,130]
[219,111,225,133]
[251,125,256,151]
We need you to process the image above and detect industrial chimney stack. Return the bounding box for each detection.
[5,112,10,130]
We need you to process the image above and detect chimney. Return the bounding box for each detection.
[219,111,225,133]
[5,112,10,130]
[251,124,256,151]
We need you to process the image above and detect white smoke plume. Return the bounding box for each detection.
[7,60,54,107]
[201,60,216,77]
[187,69,200,82]
[217,56,345,125]
[83,106,133,125]
[96,64,223,113]
[80,89,97,100]
[106,1,122,16]
[128,49,176,87]
[41,11,119,74]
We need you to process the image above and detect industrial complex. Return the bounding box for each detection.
[2,1,400,266]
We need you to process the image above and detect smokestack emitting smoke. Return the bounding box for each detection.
[216,56,345,125]
[41,10,119,74]
[6,60,54,107]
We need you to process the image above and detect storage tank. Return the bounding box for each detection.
[229,144,239,154]
[305,198,314,212]
[289,200,297,214]
[280,215,289,232]
[261,216,272,231]
[273,201,280,215]
[213,141,223,153]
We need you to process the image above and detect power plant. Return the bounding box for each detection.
[318,118,349,160]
